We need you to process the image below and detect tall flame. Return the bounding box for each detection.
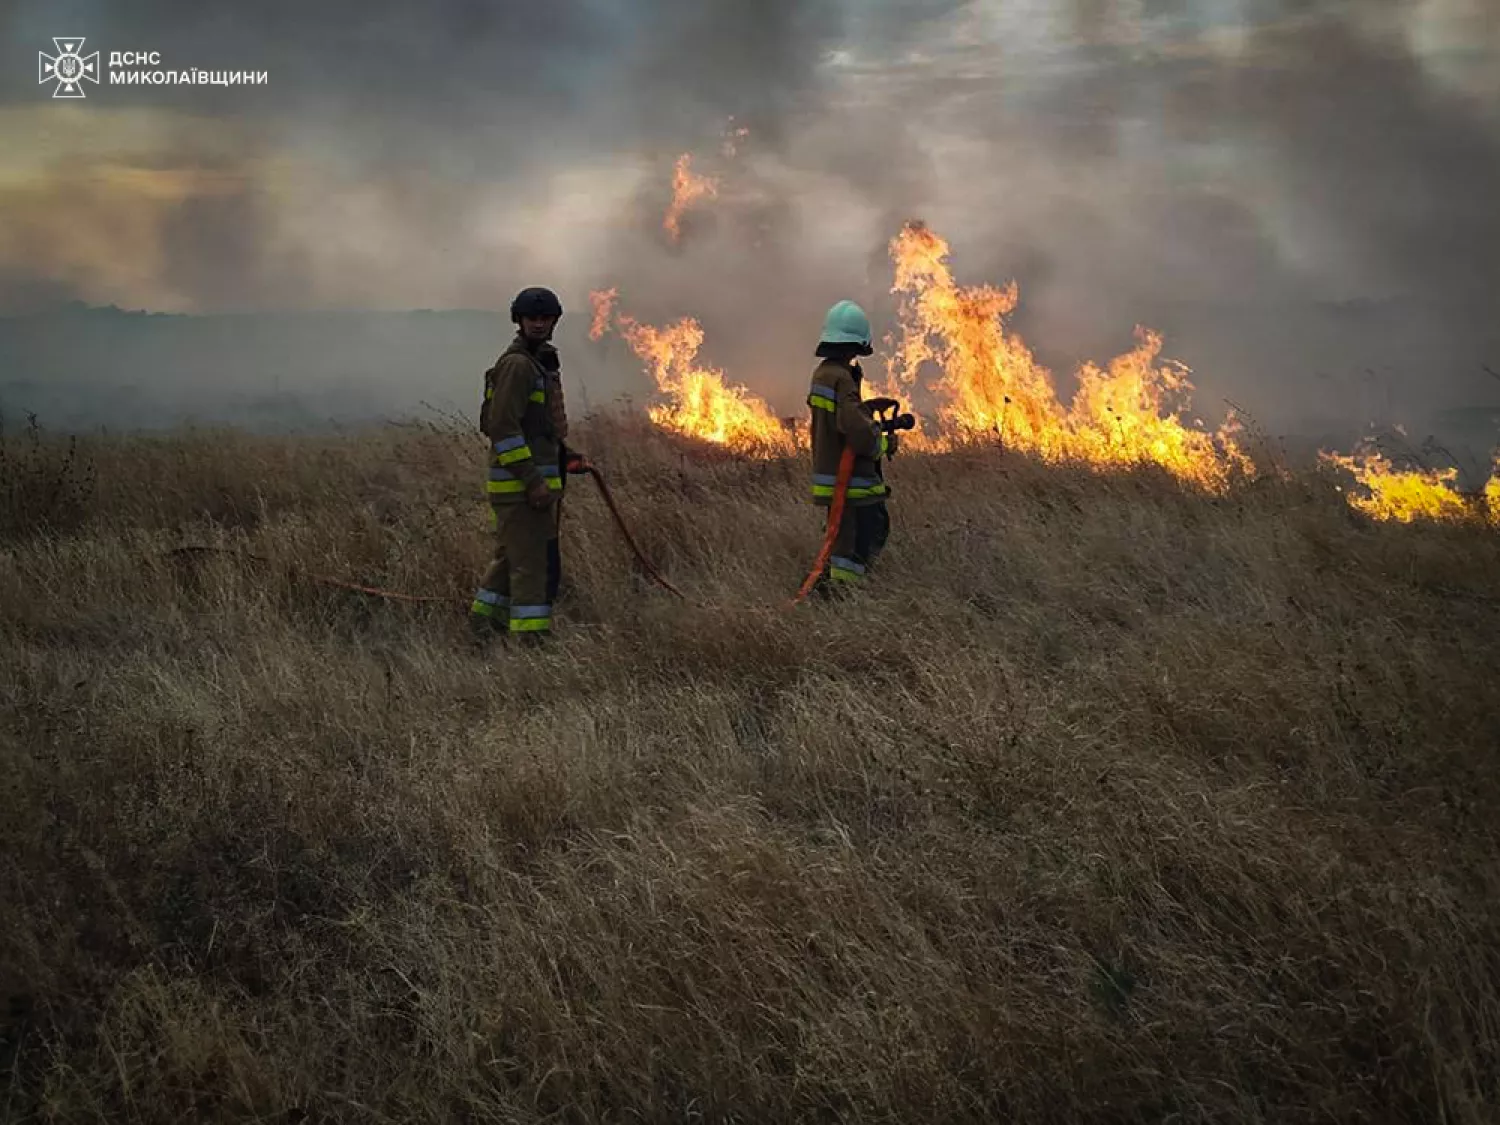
[591,289,793,456]
[587,213,1497,528]
[663,154,718,244]
[887,221,1249,490]
[1068,330,1255,489]
[589,287,617,341]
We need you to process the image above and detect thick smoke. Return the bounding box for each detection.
[0,0,1497,440]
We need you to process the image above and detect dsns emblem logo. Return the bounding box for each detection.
[39,38,100,98]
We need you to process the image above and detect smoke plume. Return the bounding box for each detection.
[1,0,1497,436]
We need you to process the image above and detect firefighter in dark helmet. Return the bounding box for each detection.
[470,286,570,644]
[807,299,897,592]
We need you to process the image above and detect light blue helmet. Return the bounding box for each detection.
[818,300,873,348]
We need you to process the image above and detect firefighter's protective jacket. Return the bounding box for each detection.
[480,336,564,504]
[807,358,889,508]
[535,342,569,443]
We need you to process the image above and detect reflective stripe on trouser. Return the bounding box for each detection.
[472,502,554,632]
[829,555,866,582]
[469,587,511,617]
[508,603,551,633]
[825,501,890,584]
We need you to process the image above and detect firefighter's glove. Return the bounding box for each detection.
[526,477,556,510]
[564,453,588,475]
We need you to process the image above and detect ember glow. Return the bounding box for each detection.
[663,154,718,244]
[887,221,1250,492]
[590,289,794,456]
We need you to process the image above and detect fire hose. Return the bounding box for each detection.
[162,545,451,604]
[788,399,914,607]
[789,445,855,607]
[167,403,915,610]
[566,455,686,599]
[164,456,685,606]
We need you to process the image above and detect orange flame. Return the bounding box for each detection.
[589,287,617,341]
[1319,447,1476,524]
[592,215,1495,527]
[593,291,793,456]
[663,154,718,243]
[888,220,1249,491]
[1069,330,1255,490]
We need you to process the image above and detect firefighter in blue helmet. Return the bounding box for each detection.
[806,300,897,594]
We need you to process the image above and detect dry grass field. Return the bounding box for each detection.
[3,411,1499,1123]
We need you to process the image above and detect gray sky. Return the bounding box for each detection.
[2,0,1498,431]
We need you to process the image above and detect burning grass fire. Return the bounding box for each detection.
[590,288,795,457]
[598,214,1498,525]
[887,221,1252,492]
[1319,447,1489,525]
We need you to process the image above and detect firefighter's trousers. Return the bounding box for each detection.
[471,503,556,634]
[825,501,890,586]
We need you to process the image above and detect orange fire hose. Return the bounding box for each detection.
[571,458,686,599]
[166,461,687,605]
[163,546,451,604]
[166,448,850,611]
[579,447,853,608]
[788,445,855,607]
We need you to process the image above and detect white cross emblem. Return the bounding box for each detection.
[39,38,100,99]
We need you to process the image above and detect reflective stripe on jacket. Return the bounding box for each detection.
[480,336,563,504]
[807,359,889,508]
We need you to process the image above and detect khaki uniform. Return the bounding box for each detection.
[471,336,566,635]
[807,358,891,585]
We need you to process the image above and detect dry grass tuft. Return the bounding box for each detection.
[3,412,1499,1123]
